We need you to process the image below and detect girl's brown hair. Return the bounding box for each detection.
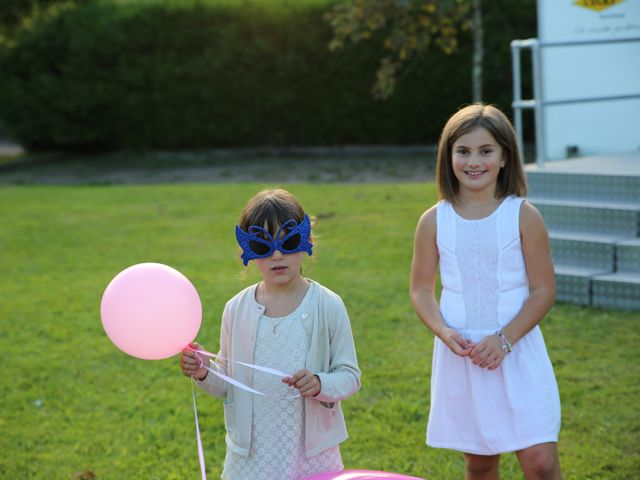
[238,188,306,237]
[436,103,527,201]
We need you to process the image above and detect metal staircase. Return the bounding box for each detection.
[526,154,640,310]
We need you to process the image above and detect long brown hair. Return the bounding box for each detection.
[436,103,527,201]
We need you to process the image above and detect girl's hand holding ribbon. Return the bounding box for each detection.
[181,342,210,381]
[283,368,321,398]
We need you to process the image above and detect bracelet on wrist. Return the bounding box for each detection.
[495,329,512,353]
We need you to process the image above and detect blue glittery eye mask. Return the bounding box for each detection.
[235,214,313,266]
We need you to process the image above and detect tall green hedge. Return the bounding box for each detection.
[0,0,535,150]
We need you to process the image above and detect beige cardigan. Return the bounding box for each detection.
[197,280,361,458]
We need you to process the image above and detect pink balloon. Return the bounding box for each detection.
[101,263,202,360]
[302,471,425,480]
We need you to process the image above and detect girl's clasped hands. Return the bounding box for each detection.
[440,327,507,371]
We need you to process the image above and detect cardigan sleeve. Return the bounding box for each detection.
[313,294,361,404]
[196,301,231,398]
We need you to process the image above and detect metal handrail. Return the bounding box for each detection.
[512,36,640,166]
[511,38,544,166]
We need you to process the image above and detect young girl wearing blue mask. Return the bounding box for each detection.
[410,104,562,479]
[180,188,361,480]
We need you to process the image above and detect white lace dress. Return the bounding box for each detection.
[427,196,561,455]
[222,284,343,479]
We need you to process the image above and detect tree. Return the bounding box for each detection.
[470,0,483,102]
[0,0,76,31]
[325,0,483,101]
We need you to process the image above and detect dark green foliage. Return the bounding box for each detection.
[0,0,77,30]
[0,0,536,150]
[482,0,537,111]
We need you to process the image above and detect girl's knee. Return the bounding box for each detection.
[464,453,500,478]
[524,460,559,479]
[518,443,561,479]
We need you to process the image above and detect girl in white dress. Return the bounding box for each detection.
[410,104,562,479]
[180,188,360,480]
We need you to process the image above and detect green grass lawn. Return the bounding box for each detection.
[1,183,638,479]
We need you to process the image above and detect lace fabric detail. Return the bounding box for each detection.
[222,285,342,480]
[456,214,500,331]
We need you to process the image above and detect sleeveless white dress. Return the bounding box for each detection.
[222,283,343,479]
[427,196,561,455]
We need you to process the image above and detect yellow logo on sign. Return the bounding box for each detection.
[574,0,625,12]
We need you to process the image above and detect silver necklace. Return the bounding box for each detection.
[272,317,287,334]
[262,281,309,334]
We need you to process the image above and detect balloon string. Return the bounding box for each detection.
[191,347,290,378]
[188,348,300,476]
[190,346,300,399]
[191,380,207,480]
[204,366,265,396]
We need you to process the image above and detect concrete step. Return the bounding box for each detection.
[554,266,609,306]
[531,198,640,237]
[549,233,616,272]
[592,272,640,311]
[527,171,640,205]
[616,238,640,274]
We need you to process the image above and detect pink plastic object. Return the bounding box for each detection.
[302,470,425,480]
[101,263,202,360]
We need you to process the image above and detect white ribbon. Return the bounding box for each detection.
[191,380,207,480]
[191,346,300,398]
[188,346,302,479]
[204,366,265,396]
[235,360,292,379]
